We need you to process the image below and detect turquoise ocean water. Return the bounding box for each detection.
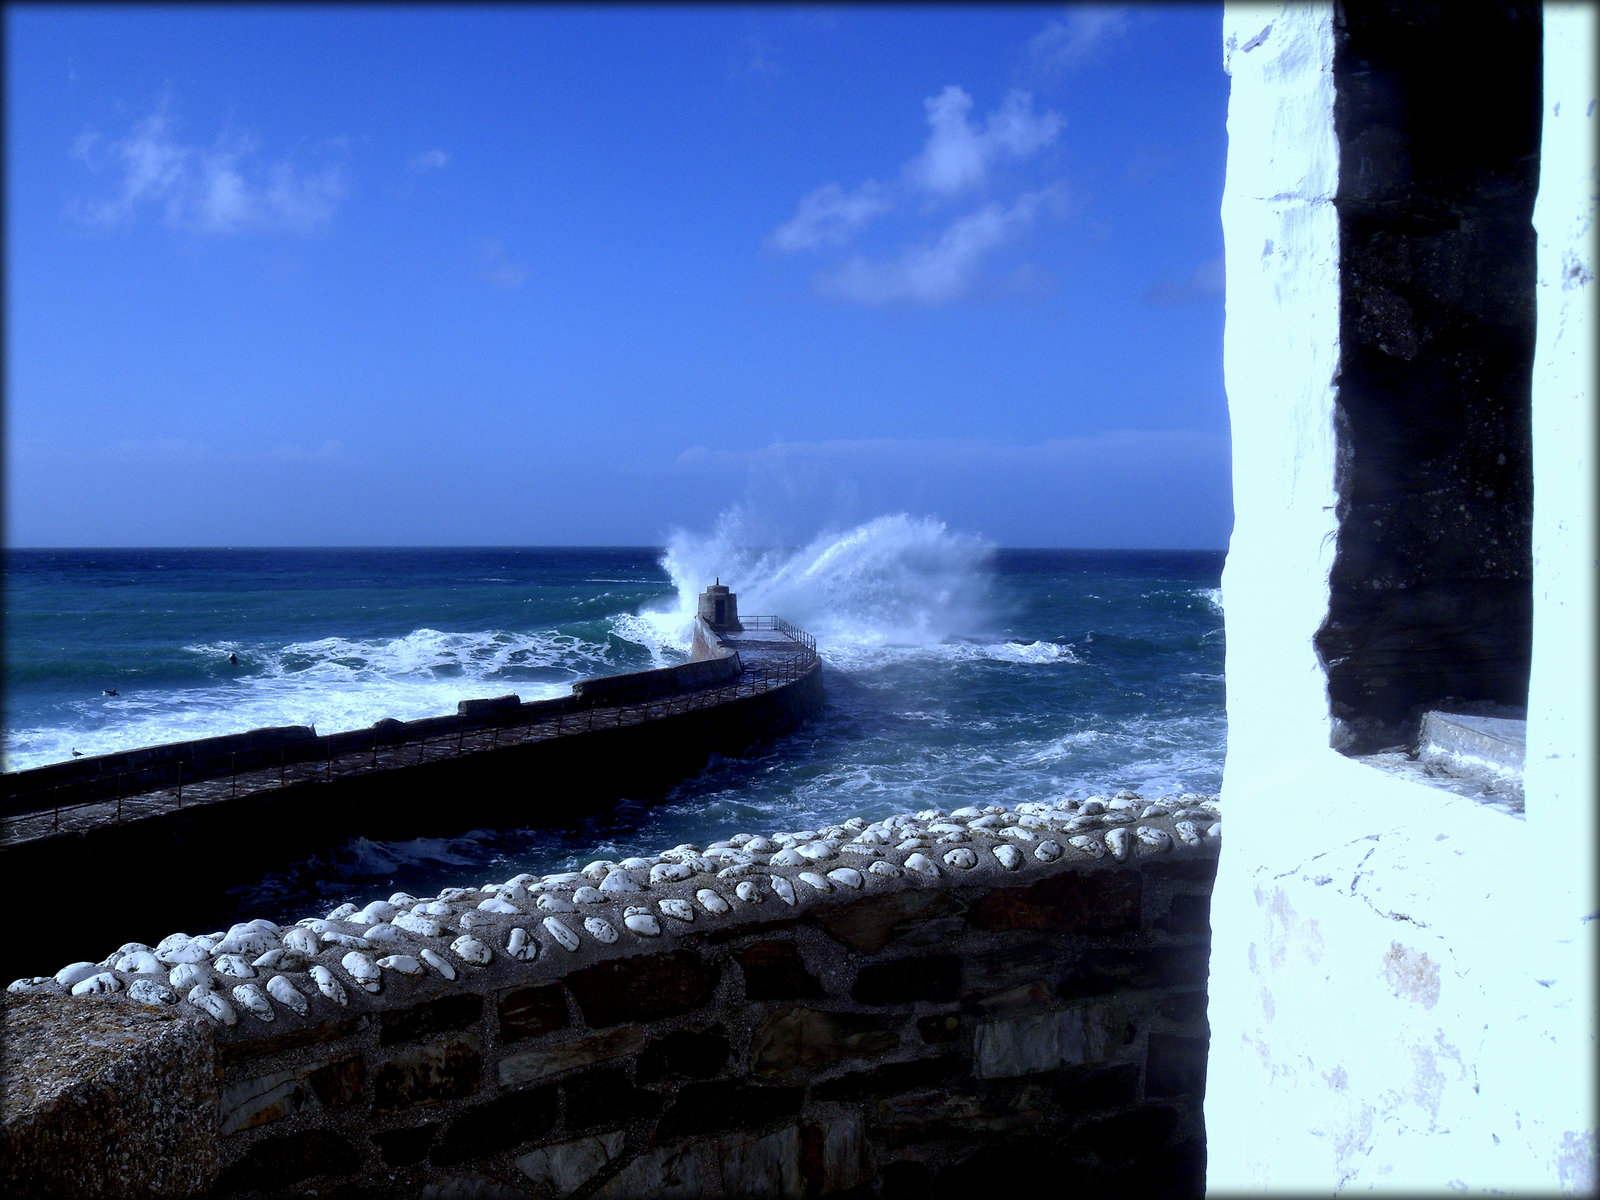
[3,515,1224,927]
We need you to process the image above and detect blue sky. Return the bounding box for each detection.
[5,5,1230,549]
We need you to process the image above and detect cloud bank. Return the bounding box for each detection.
[70,100,346,235]
[770,85,1065,307]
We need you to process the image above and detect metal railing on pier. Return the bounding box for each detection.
[737,615,816,656]
[1,621,820,843]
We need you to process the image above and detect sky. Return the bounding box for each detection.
[5,4,1231,550]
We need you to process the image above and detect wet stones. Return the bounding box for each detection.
[70,972,122,997]
[393,913,450,937]
[127,978,177,1006]
[694,889,730,915]
[266,975,308,1016]
[213,954,255,980]
[1135,826,1174,854]
[341,952,381,993]
[650,862,693,885]
[450,935,492,966]
[543,919,581,953]
[281,927,320,957]
[374,953,425,979]
[310,964,348,1007]
[1105,827,1134,862]
[12,789,1220,1049]
[622,912,662,938]
[53,962,99,988]
[189,987,237,1026]
[421,949,457,980]
[232,983,275,1022]
[506,928,537,962]
[169,962,213,994]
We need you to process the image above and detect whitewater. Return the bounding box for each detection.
[3,515,1225,926]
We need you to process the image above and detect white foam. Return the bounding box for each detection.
[6,627,616,771]
[659,511,1003,661]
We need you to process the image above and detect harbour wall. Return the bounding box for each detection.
[0,620,817,979]
[3,798,1219,1198]
[2,621,744,817]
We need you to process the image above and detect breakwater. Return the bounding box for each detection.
[4,791,1220,1198]
[0,613,823,978]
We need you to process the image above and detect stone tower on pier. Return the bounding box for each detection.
[697,580,742,632]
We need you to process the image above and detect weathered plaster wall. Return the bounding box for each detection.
[1210,2,1595,1192]
[4,795,1219,1198]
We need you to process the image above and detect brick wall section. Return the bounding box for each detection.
[180,851,1216,1198]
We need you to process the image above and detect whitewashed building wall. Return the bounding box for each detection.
[1208,2,1595,1192]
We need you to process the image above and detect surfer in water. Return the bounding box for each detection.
[103,689,118,696]
[228,652,238,664]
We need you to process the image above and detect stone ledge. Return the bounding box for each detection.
[3,790,1220,1198]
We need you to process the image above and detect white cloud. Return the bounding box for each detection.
[816,187,1062,307]
[770,181,892,251]
[70,100,346,235]
[905,86,1062,198]
[408,149,450,174]
[769,85,1066,305]
[1025,6,1133,77]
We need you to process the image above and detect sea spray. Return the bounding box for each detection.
[6,543,1227,936]
[654,511,1000,655]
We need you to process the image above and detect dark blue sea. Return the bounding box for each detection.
[3,515,1224,927]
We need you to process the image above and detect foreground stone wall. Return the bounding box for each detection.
[5,793,1219,1198]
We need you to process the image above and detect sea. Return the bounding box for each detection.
[3,514,1225,932]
